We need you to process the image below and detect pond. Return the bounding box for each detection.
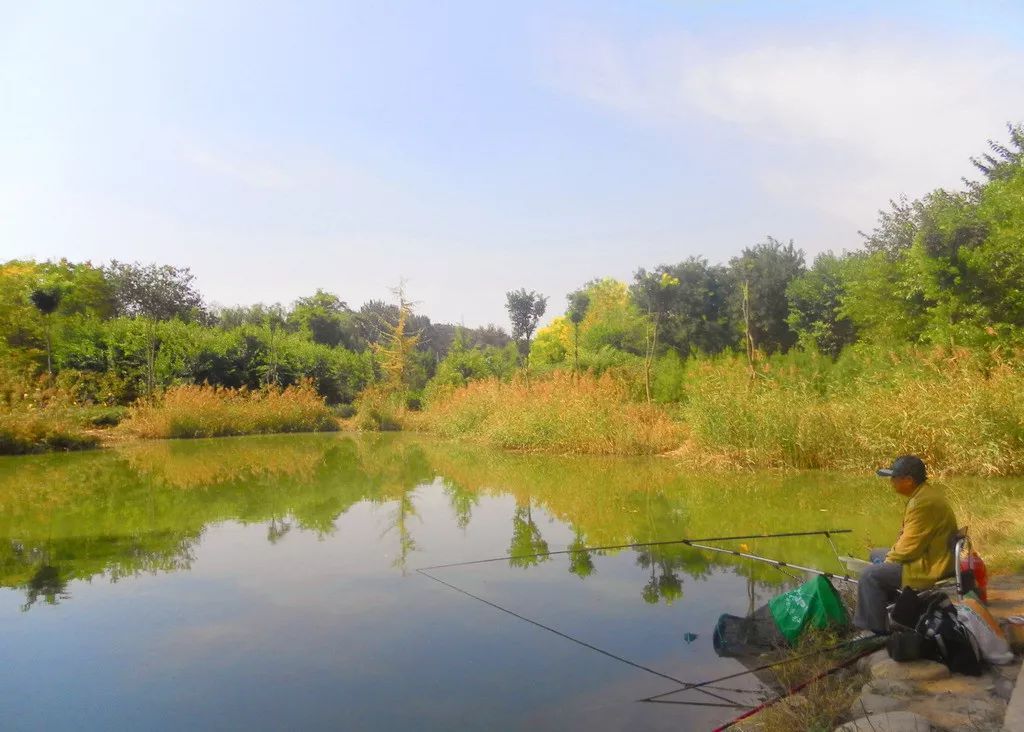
[0,433,1012,730]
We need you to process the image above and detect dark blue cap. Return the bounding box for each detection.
[876,455,927,484]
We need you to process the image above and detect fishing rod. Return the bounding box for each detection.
[637,635,882,704]
[416,566,751,709]
[710,642,880,731]
[681,541,859,584]
[416,529,852,572]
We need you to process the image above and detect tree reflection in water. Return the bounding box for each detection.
[0,433,891,611]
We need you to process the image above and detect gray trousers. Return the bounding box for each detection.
[853,548,903,632]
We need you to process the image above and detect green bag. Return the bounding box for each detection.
[767,575,848,643]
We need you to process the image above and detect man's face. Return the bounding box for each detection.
[891,475,917,496]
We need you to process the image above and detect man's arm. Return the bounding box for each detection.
[885,502,931,564]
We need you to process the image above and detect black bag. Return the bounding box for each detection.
[915,593,983,676]
[886,630,935,662]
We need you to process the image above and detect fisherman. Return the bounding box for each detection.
[853,455,958,634]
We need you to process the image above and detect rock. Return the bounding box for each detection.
[994,676,1014,702]
[907,694,1005,730]
[864,679,918,698]
[870,658,950,682]
[852,692,906,715]
[996,662,1023,680]
[916,675,995,698]
[858,649,889,674]
[834,710,934,732]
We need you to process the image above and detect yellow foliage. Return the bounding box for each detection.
[414,372,682,455]
[121,382,337,439]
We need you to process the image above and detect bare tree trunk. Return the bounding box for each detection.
[644,314,658,404]
[742,280,756,379]
[573,325,580,380]
[145,318,157,399]
[44,317,52,377]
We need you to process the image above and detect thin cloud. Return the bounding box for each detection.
[183,145,300,191]
[546,26,1024,223]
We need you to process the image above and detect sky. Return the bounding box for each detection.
[2,1,1023,327]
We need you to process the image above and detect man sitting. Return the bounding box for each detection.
[853,455,958,634]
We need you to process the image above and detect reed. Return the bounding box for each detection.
[682,348,1024,476]
[0,409,100,454]
[415,372,682,455]
[121,382,338,439]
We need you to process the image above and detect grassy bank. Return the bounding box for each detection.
[414,347,1024,475]
[682,348,1024,475]
[413,372,682,455]
[120,382,338,439]
[0,410,100,454]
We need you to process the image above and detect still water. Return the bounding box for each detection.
[0,433,1009,730]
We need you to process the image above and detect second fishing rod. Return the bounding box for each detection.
[416,528,853,572]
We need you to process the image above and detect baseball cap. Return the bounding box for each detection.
[876,455,927,484]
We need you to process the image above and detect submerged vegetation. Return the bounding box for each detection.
[2,125,1024,470]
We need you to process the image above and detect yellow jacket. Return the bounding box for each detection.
[886,482,958,589]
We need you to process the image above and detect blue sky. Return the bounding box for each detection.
[3,1,1023,326]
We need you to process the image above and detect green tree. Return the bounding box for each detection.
[103,261,205,397]
[566,289,590,376]
[505,288,547,383]
[786,253,856,357]
[288,290,361,349]
[630,269,679,402]
[728,237,805,354]
[28,284,62,375]
[647,257,736,357]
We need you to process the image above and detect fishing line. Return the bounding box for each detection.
[710,643,880,731]
[416,529,852,572]
[416,567,751,709]
[637,636,879,704]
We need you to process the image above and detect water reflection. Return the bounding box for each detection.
[0,432,1015,614]
[4,434,1023,730]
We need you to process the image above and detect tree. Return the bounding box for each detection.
[859,196,925,259]
[728,238,805,355]
[28,284,62,375]
[566,289,590,376]
[373,285,421,394]
[103,261,205,396]
[505,288,547,383]
[640,258,736,357]
[288,290,361,349]
[786,253,857,357]
[970,122,1024,185]
[630,269,679,402]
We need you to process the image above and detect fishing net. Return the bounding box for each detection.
[713,605,788,657]
[713,576,849,657]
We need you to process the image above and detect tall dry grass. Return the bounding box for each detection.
[121,382,338,439]
[682,348,1024,475]
[0,362,101,454]
[415,372,682,455]
[0,410,100,454]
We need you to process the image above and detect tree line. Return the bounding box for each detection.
[2,123,1021,408]
[506,123,1024,397]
